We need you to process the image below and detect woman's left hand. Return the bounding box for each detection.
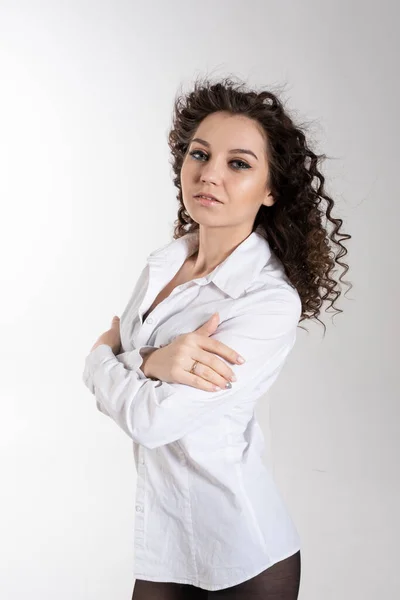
[90,316,121,355]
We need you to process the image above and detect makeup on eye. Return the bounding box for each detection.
[188,149,251,170]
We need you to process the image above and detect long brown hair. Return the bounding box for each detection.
[167,75,352,335]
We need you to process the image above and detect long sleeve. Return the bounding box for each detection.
[83,345,157,416]
[82,288,301,449]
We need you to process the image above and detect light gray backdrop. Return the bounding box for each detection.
[0,1,398,598]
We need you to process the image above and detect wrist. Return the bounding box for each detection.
[139,347,158,379]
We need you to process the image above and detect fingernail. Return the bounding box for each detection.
[236,356,245,364]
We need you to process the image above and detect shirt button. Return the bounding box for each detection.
[135,505,144,512]
[146,317,153,324]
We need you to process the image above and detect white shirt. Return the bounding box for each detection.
[82,227,302,592]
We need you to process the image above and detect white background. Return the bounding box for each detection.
[0,1,398,598]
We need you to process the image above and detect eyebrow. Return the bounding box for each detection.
[190,137,258,161]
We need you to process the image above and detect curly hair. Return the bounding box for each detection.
[167,75,352,335]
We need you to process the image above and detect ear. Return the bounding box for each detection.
[262,191,275,207]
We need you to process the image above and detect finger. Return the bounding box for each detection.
[180,369,222,392]
[199,335,244,365]
[188,350,234,390]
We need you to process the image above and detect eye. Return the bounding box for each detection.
[188,149,251,170]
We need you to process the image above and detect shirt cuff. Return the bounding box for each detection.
[118,345,158,379]
[84,343,157,385]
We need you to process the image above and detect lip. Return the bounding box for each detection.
[195,196,222,207]
[194,193,223,204]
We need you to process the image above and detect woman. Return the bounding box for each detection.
[83,76,351,598]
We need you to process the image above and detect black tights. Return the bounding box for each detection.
[132,550,301,599]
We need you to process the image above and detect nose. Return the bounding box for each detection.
[199,159,222,185]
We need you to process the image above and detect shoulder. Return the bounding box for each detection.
[233,254,302,328]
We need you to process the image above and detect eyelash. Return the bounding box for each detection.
[188,150,251,170]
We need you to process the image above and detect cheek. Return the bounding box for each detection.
[228,182,265,213]
[180,162,193,186]
[228,177,257,200]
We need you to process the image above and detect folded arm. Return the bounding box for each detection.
[82,288,301,449]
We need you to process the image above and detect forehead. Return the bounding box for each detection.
[193,112,268,155]
[197,111,264,136]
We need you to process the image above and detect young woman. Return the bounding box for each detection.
[83,76,351,599]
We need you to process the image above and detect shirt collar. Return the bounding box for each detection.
[146,226,272,299]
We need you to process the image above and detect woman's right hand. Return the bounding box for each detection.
[141,312,246,392]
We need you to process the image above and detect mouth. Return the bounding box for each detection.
[194,194,223,206]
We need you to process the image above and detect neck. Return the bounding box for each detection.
[188,227,253,277]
